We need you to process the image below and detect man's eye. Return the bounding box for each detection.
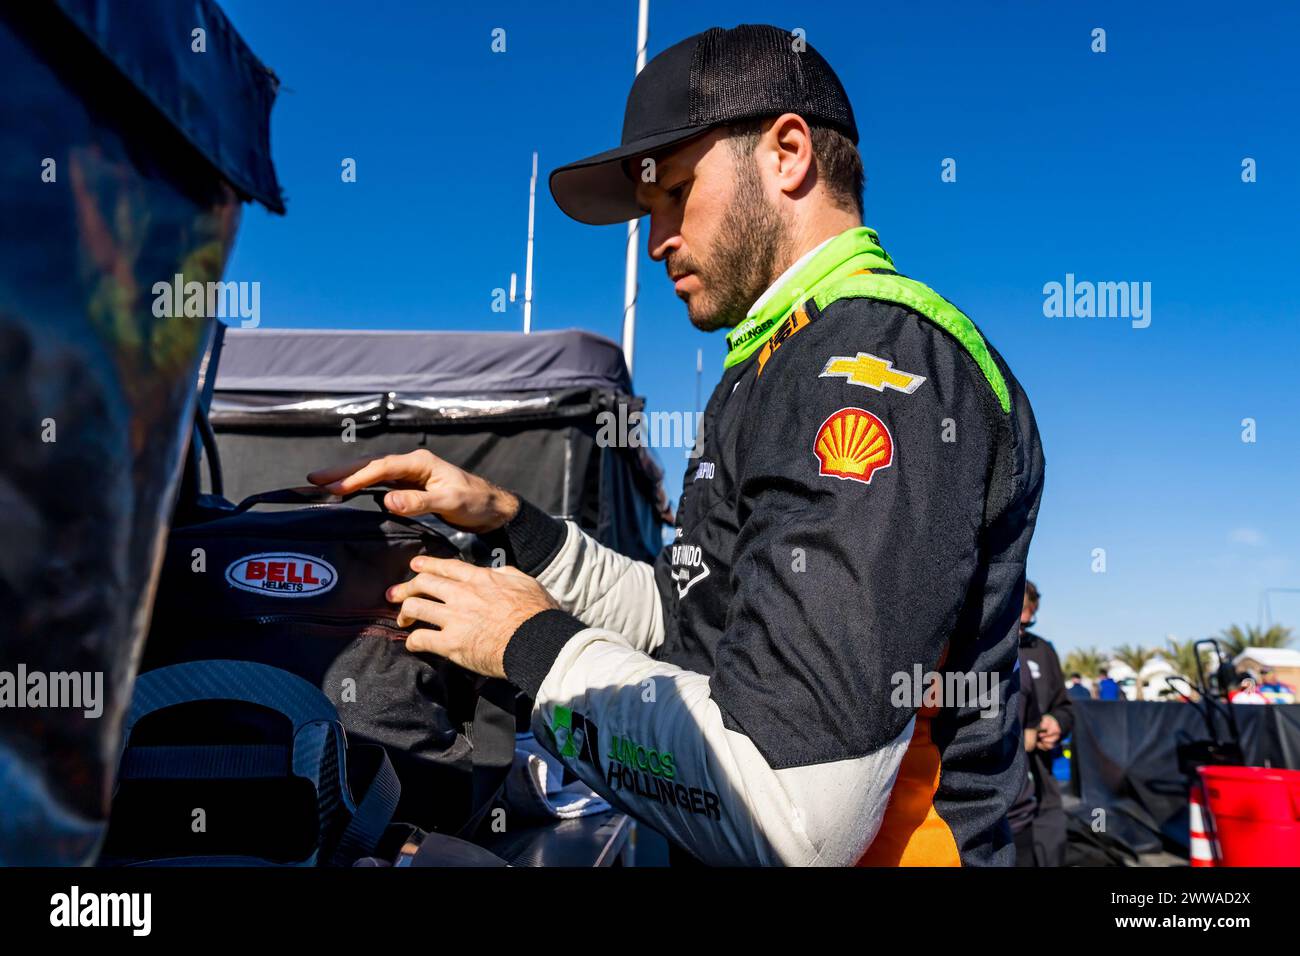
[667,182,687,201]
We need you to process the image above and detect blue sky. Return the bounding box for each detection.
[219,0,1300,655]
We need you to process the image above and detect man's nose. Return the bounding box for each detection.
[646,215,680,263]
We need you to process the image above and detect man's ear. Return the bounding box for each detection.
[765,113,815,199]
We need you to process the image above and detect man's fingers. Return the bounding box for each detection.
[312,450,434,495]
[410,555,479,583]
[385,490,438,515]
[396,596,447,630]
[324,456,409,494]
[406,628,450,656]
[306,455,380,487]
[387,571,460,604]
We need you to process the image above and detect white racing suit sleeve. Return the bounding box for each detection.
[502,615,913,867]
[533,522,666,656]
[491,499,664,655]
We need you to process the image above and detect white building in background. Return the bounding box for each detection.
[1103,661,1137,700]
[1139,658,1179,700]
[1233,647,1300,692]
[1104,658,1179,701]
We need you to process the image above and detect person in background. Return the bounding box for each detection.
[1096,669,1121,701]
[1066,673,1092,701]
[1257,669,1296,705]
[1010,660,1042,866]
[1018,580,1074,866]
[1228,674,1269,705]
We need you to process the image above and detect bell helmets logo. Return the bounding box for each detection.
[813,407,893,484]
[225,552,337,597]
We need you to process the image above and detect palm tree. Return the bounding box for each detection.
[1063,646,1108,680]
[1162,638,1210,698]
[1217,624,1293,658]
[1113,644,1159,701]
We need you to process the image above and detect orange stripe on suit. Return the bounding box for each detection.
[858,646,961,867]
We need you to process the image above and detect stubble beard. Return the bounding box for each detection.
[672,161,792,333]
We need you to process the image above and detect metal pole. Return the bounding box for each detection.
[622,0,649,375]
[1259,587,1300,628]
[523,151,537,333]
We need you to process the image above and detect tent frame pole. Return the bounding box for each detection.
[621,0,649,374]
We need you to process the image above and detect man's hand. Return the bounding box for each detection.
[386,555,559,678]
[1036,713,1061,751]
[307,449,518,533]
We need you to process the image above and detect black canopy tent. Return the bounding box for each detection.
[208,327,672,562]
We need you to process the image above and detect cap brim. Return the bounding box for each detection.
[548,125,713,225]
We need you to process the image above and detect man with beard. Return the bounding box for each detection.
[308,24,1045,865]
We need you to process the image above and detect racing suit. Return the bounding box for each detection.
[493,226,1045,865]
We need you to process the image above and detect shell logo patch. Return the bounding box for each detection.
[813,407,893,484]
[225,552,337,597]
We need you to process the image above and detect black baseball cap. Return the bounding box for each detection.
[549,24,858,225]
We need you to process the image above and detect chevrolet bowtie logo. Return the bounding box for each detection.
[819,352,926,394]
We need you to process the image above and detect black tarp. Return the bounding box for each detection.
[0,0,281,864]
[209,329,671,562]
[1071,700,1300,857]
[50,0,284,212]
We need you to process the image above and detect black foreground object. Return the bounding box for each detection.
[0,0,283,865]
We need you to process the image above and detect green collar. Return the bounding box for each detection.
[723,226,894,368]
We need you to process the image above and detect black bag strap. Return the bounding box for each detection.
[330,745,402,866]
[118,744,290,780]
[456,679,518,839]
[231,485,458,540]
[232,484,387,512]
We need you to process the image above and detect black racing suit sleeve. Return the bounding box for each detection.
[481,496,567,574]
